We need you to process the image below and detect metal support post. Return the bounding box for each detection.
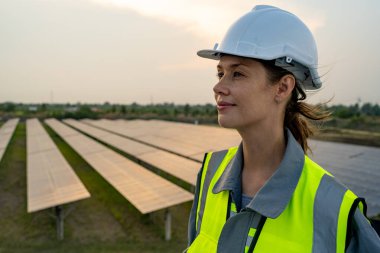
[165,209,172,241]
[55,205,64,240]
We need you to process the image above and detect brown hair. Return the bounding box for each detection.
[258,59,331,153]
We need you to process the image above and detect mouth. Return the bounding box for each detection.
[216,101,237,110]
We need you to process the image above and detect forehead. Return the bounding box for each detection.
[217,55,260,69]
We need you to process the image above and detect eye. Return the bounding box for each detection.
[216,72,224,79]
[233,71,244,78]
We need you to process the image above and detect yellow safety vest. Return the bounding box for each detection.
[188,147,365,253]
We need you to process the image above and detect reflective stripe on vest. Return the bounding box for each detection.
[188,149,364,253]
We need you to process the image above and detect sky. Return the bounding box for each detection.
[0,0,379,105]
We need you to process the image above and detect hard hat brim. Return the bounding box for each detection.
[197,49,222,60]
[197,49,264,60]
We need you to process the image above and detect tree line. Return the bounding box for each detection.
[1,101,380,123]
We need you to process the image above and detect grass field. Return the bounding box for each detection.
[0,122,192,253]
[312,127,380,148]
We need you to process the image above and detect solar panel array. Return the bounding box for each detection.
[84,119,241,162]
[0,118,19,162]
[85,119,380,217]
[64,119,199,186]
[26,119,90,213]
[46,118,193,214]
[309,140,380,217]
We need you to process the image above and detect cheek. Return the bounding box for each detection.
[239,90,274,115]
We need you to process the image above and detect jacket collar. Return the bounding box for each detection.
[212,128,305,219]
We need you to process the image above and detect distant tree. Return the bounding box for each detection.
[184,104,190,117]
[361,102,380,116]
[74,105,98,119]
[158,107,168,116]
[191,107,200,117]
[330,104,356,118]
[130,102,139,114]
[373,104,380,116]
[121,105,127,114]
[4,102,16,112]
[205,103,217,116]
[111,105,117,113]
[350,103,360,116]
[40,103,47,112]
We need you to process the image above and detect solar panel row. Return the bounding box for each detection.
[45,118,193,214]
[64,119,199,186]
[0,118,19,162]
[84,119,241,162]
[26,119,90,213]
[309,140,380,217]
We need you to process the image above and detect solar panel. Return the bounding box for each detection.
[137,135,203,157]
[26,119,90,213]
[309,139,380,217]
[68,120,157,156]
[64,119,200,186]
[85,119,241,161]
[102,134,156,156]
[0,118,19,162]
[27,131,56,155]
[137,151,199,185]
[45,118,193,214]
[86,119,380,217]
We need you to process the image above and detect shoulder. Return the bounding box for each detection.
[303,155,333,178]
[302,155,348,194]
[302,155,355,211]
[202,147,238,167]
[205,147,238,158]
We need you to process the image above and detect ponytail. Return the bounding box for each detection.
[285,84,330,153]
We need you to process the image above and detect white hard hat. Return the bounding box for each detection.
[197,5,321,90]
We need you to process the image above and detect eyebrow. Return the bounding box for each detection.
[217,63,247,69]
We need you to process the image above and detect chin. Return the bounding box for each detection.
[218,115,239,129]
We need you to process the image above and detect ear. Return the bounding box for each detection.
[274,74,295,103]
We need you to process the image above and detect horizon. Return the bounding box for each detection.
[1,100,378,107]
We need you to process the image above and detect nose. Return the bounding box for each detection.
[213,77,230,96]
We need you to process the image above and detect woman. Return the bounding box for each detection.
[186,5,380,253]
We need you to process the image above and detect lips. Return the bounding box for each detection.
[216,101,236,110]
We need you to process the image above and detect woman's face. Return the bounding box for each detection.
[214,55,279,130]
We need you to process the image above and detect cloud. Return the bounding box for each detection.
[158,59,214,72]
[89,0,326,40]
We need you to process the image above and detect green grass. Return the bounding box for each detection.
[312,127,380,147]
[0,122,192,253]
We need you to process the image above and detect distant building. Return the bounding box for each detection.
[28,106,38,112]
[91,107,100,112]
[64,106,78,112]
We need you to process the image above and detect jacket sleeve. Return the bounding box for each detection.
[346,208,380,252]
[187,166,204,247]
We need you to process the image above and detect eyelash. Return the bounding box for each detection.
[233,72,243,78]
[216,71,244,79]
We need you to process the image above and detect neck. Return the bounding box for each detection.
[238,122,286,196]
[239,123,286,172]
